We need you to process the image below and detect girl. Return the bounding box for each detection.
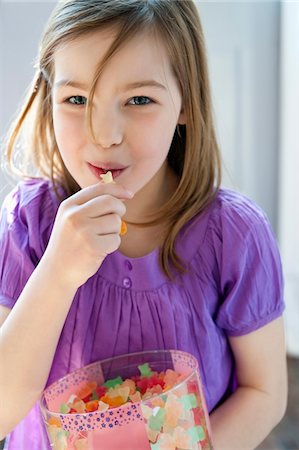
[0,1,287,449]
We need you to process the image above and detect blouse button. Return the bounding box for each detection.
[124,260,133,271]
[123,277,132,288]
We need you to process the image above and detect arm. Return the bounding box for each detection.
[209,317,288,450]
[0,182,132,439]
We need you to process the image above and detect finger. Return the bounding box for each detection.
[89,213,122,236]
[81,195,126,219]
[93,233,122,256]
[67,182,133,206]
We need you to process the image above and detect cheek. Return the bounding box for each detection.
[53,109,85,157]
[128,114,176,160]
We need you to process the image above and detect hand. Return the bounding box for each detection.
[42,182,133,288]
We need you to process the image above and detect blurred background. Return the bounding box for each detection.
[0,0,298,449]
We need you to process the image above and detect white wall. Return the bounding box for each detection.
[198,1,280,231]
[278,2,299,357]
[0,1,56,198]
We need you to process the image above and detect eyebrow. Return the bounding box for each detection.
[121,80,167,91]
[54,80,88,90]
[54,79,167,91]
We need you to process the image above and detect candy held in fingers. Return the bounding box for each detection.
[120,220,127,235]
[101,170,127,235]
[100,171,115,184]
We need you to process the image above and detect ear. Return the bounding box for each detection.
[177,107,186,125]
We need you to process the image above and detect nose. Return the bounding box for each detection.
[88,107,123,149]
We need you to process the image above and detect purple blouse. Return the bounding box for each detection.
[0,179,284,449]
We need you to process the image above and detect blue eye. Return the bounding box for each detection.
[66,96,87,105]
[128,96,152,106]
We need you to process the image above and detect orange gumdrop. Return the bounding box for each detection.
[100,395,125,408]
[77,381,97,400]
[85,400,99,412]
[120,221,127,236]
[48,417,62,427]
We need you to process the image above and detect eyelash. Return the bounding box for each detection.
[63,95,154,107]
[65,96,87,106]
[127,96,153,106]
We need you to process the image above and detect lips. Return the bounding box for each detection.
[88,162,126,180]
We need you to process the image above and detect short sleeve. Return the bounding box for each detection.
[0,179,59,309]
[213,191,285,336]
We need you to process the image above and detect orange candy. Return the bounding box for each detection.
[85,400,99,412]
[59,364,184,415]
[120,221,127,236]
[48,417,62,427]
[77,381,97,400]
[100,395,125,408]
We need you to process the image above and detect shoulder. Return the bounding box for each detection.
[209,188,272,241]
[1,178,62,240]
[2,178,61,217]
[178,188,277,263]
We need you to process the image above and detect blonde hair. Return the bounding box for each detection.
[5,0,221,278]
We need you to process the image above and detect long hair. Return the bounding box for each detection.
[5,0,221,278]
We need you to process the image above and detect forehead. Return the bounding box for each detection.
[53,27,173,87]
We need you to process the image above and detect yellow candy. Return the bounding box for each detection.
[147,427,160,443]
[164,369,180,388]
[107,385,130,402]
[122,378,136,395]
[129,391,142,402]
[173,426,193,449]
[97,400,109,412]
[157,433,176,450]
[72,399,85,413]
[164,393,184,428]
[48,417,62,427]
[117,386,130,402]
[140,404,153,420]
[75,438,88,450]
[100,171,114,184]
[151,396,165,408]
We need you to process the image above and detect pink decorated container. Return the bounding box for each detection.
[40,350,213,449]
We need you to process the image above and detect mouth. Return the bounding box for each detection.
[88,163,127,180]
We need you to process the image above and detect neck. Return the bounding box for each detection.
[124,163,178,224]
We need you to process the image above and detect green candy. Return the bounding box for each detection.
[59,403,70,414]
[148,408,166,431]
[138,362,154,378]
[187,425,206,443]
[90,390,99,400]
[150,443,160,450]
[103,376,123,388]
[179,393,198,410]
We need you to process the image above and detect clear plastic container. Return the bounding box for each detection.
[40,349,213,449]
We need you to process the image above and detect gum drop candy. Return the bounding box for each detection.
[59,403,70,414]
[138,362,154,378]
[100,171,114,184]
[45,354,213,450]
[77,381,97,401]
[103,375,123,388]
[148,407,166,431]
[120,221,127,235]
[58,363,184,415]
